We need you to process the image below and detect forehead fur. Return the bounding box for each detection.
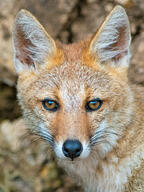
[47,40,127,80]
[56,40,100,69]
[18,40,128,105]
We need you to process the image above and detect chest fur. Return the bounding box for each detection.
[124,160,144,192]
[59,148,144,192]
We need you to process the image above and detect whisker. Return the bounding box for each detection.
[92,129,121,139]
[91,137,114,147]
[90,135,108,146]
[18,122,54,149]
[90,129,105,140]
[90,129,121,146]
[32,132,54,147]
[29,127,54,147]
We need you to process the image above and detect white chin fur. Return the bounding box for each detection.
[54,141,91,160]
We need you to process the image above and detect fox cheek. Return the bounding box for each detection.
[51,113,91,159]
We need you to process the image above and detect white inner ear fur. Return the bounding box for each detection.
[90,6,131,66]
[13,10,56,72]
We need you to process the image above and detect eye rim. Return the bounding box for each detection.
[42,98,59,112]
[86,98,103,112]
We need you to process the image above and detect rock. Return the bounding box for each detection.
[71,1,106,42]
[0,119,26,151]
[115,0,134,8]
[0,0,20,86]
[129,32,144,85]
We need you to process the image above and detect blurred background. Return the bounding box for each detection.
[0,0,144,191]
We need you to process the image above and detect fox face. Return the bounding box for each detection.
[13,6,134,161]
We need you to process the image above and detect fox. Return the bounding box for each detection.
[12,5,144,192]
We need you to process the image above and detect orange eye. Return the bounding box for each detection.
[86,98,103,112]
[42,99,59,112]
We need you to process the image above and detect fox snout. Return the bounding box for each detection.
[53,111,91,160]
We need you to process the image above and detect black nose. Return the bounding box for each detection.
[62,140,83,160]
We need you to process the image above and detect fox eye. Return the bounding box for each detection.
[86,98,103,112]
[42,99,59,112]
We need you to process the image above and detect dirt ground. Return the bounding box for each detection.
[0,0,144,191]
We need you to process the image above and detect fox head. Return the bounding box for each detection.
[13,6,134,161]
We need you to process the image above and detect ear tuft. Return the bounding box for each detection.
[90,5,131,66]
[13,9,56,72]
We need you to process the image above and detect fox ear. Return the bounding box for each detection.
[13,9,56,72]
[89,6,131,67]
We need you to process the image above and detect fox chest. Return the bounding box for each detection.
[59,159,128,192]
[124,160,144,192]
[59,157,144,192]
